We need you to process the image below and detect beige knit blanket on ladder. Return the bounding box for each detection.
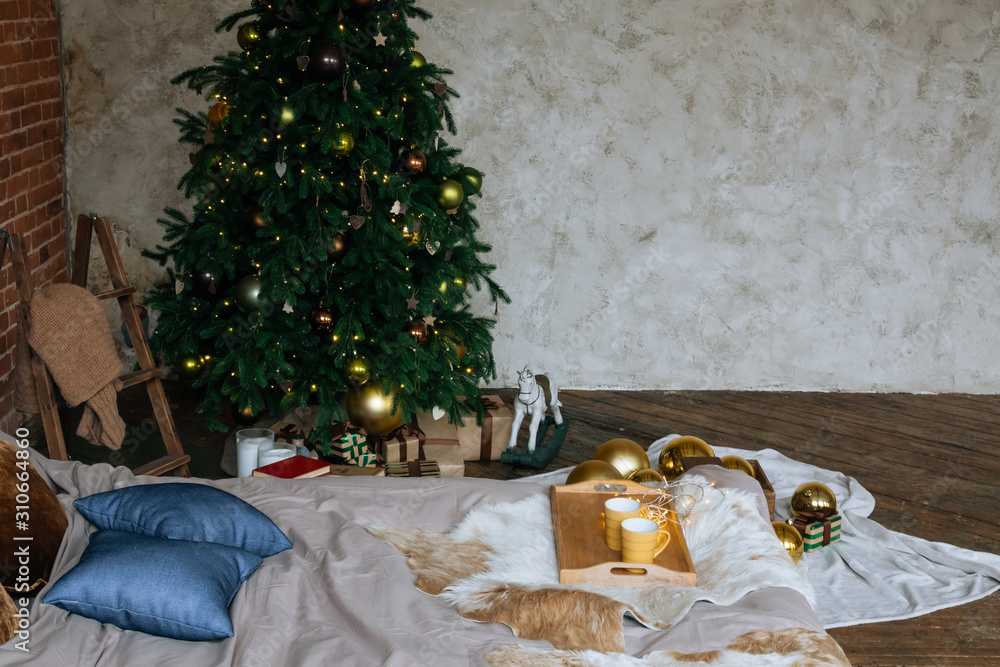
[15,283,125,450]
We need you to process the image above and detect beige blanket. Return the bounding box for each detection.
[1,453,833,666]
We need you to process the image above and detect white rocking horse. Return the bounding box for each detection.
[508,366,563,453]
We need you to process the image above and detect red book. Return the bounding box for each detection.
[252,455,332,479]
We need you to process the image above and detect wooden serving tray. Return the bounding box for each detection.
[551,480,696,588]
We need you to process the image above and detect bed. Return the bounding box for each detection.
[0,444,849,666]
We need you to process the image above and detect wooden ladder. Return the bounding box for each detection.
[3,215,191,477]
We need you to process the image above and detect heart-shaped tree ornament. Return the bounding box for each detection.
[431,406,446,421]
[275,161,287,177]
[349,215,365,229]
[296,55,310,70]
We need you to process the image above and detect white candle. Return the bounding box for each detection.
[257,442,297,469]
[236,429,274,478]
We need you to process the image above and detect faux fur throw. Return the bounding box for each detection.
[15,283,125,450]
[370,479,848,665]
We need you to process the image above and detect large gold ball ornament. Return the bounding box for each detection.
[410,50,427,67]
[436,179,465,210]
[657,436,715,481]
[208,101,230,126]
[772,521,804,564]
[565,460,624,485]
[628,468,665,484]
[721,455,755,476]
[330,128,355,157]
[237,23,263,51]
[790,482,837,518]
[343,354,371,385]
[345,382,404,437]
[593,439,649,479]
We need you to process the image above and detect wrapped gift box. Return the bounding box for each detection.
[327,464,385,477]
[374,417,465,477]
[327,423,368,463]
[270,421,311,448]
[385,461,441,478]
[793,512,842,552]
[454,395,513,462]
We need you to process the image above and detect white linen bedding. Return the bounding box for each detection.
[0,452,829,666]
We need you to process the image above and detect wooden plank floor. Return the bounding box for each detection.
[104,384,1000,666]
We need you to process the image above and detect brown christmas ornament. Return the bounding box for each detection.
[306,41,346,80]
[246,206,267,231]
[404,318,429,345]
[237,23,263,51]
[232,404,258,426]
[345,382,404,437]
[400,149,426,176]
[326,232,348,262]
[309,307,334,334]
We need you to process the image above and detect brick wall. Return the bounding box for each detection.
[0,0,66,433]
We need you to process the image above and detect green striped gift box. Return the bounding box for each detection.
[385,460,441,478]
[802,513,842,552]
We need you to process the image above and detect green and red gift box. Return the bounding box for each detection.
[793,512,842,552]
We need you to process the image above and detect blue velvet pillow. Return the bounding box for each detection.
[43,530,262,641]
[73,483,291,557]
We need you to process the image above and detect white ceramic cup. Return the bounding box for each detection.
[257,442,297,469]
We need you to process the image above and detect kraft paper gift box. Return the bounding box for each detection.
[377,418,465,477]
[450,395,513,461]
[325,423,368,463]
[270,422,311,448]
[327,464,385,477]
[792,512,842,553]
[384,460,441,477]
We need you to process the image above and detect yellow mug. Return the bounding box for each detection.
[620,517,671,564]
[604,497,642,551]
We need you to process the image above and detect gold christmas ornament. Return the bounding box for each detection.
[628,468,665,484]
[391,213,420,247]
[565,460,624,485]
[330,128,354,157]
[410,50,427,67]
[772,521,804,564]
[790,482,837,518]
[174,354,204,381]
[326,232,348,262]
[208,101,230,126]
[343,354,371,385]
[237,23,263,51]
[456,166,483,195]
[345,382,404,437]
[246,205,267,231]
[436,179,465,209]
[593,438,649,478]
[657,436,715,481]
[721,455,754,476]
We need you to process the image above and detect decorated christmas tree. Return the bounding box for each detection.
[143,0,508,445]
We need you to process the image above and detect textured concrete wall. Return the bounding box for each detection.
[60,0,1000,392]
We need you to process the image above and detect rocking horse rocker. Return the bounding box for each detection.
[501,366,570,468]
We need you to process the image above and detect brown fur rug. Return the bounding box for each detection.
[369,488,849,665]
